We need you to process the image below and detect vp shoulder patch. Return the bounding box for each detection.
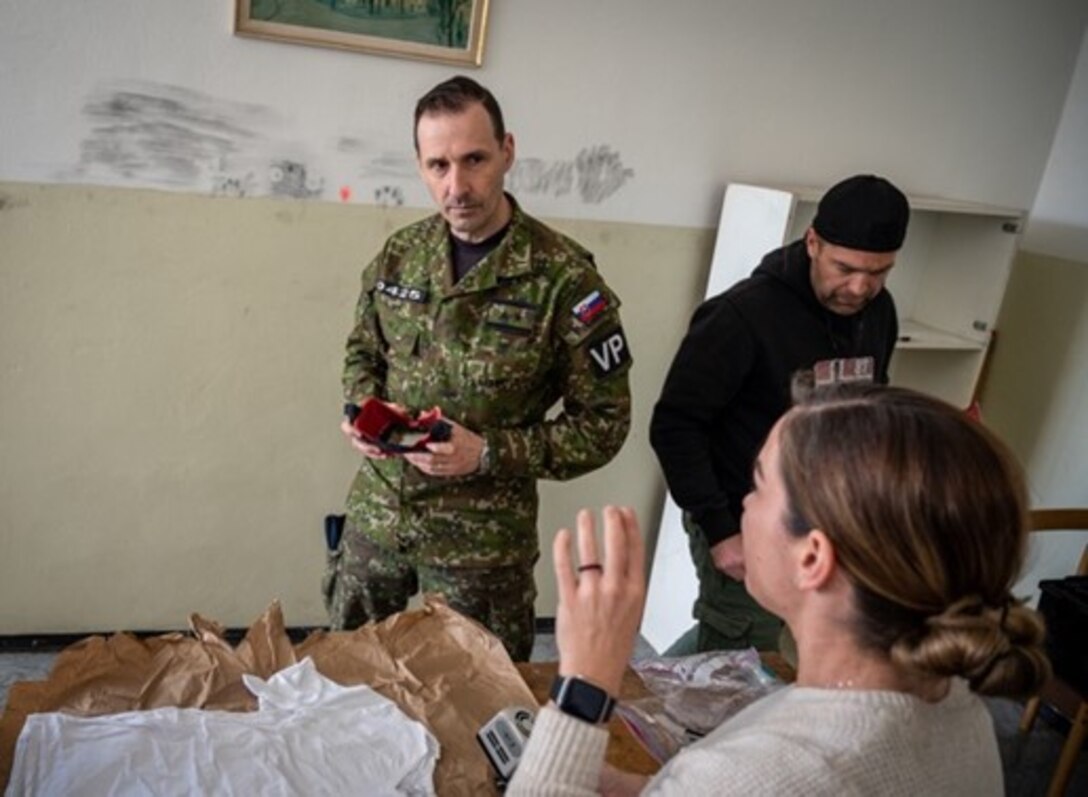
[586,327,631,378]
[375,279,428,304]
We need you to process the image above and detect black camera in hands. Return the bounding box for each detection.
[348,400,452,454]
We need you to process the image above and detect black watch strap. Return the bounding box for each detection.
[549,675,616,725]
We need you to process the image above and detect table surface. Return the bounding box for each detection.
[515,652,794,776]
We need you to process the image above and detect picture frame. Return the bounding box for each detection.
[234,0,489,67]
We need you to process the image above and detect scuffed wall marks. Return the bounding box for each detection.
[53,83,633,211]
[69,82,273,188]
[576,145,635,204]
[337,136,415,181]
[508,144,634,204]
[269,160,323,199]
[62,81,328,202]
[338,136,415,202]
[508,158,574,199]
[0,192,27,212]
[373,186,404,207]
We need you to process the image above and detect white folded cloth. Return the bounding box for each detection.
[7,657,439,796]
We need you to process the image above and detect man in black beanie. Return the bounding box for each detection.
[650,174,909,654]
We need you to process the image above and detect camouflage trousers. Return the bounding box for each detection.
[323,520,537,662]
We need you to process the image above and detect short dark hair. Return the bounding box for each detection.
[413,75,506,153]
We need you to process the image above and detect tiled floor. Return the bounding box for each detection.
[2,641,1084,796]
[0,652,57,711]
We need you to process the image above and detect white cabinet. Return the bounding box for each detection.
[640,182,1023,653]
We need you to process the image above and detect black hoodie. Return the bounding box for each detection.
[650,239,898,545]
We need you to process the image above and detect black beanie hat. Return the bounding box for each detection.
[812,175,909,253]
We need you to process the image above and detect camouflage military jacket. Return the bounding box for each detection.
[342,199,632,567]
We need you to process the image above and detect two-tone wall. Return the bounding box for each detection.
[2,1,1086,632]
[985,28,1088,600]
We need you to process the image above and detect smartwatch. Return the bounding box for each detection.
[549,675,616,725]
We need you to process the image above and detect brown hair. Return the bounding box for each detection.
[778,382,1049,698]
[413,75,505,153]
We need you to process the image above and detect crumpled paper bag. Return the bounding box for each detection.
[1,596,537,795]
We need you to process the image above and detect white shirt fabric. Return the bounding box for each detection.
[510,679,1003,796]
[7,658,439,797]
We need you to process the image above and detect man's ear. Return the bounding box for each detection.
[796,528,836,591]
[502,132,515,172]
[804,227,820,260]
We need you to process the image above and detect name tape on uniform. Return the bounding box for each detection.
[375,279,429,304]
[587,328,631,377]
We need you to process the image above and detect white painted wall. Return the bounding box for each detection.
[2,1,1087,227]
[1005,27,1083,506]
[1003,29,1088,603]
[1016,26,1088,508]
[1023,29,1088,265]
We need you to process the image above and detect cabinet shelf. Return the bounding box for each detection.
[895,320,986,351]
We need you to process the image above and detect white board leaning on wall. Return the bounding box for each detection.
[640,184,793,653]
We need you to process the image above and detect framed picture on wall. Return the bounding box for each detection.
[234,0,490,67]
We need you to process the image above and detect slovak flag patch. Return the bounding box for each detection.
[573,290,608,325]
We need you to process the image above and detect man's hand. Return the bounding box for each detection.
[710,534,745,581]
[402,419,485,477]
[340,416,393,459]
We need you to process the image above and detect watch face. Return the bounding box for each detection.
[551,676,615,724]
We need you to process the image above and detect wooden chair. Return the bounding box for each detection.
[1018,508,1088,797]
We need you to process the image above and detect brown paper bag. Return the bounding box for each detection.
[1,596,537,795]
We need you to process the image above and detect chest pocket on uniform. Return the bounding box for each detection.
[484,302,537,337]
[377,293,427,356]
[468,303,544,386]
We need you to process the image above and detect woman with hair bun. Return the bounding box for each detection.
[510,383,1049,796]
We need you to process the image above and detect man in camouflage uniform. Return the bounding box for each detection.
[324,76,632,661]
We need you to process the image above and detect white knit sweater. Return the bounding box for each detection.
[509,679,1002,796]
